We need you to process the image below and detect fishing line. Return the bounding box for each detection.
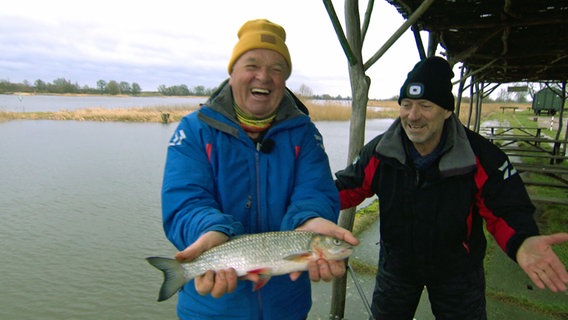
[347,262,374,320]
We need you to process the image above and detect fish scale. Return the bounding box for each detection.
[146,230,353,301]
[182,231,314,279]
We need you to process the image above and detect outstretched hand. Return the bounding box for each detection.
[291,217,359,282]
[517,233,568,292]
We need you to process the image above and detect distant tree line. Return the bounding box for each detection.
[0,78,218,97]
[296,83,350,100]
[0,78,142,95]
[0,78,537,102]
[157,84,218,96]
[0,78,353,100]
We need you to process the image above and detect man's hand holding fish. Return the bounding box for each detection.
[168,218,359,299]
[175,231,239,298]
[293,217,359,282]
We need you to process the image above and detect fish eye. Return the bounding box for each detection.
[333,239,342,246]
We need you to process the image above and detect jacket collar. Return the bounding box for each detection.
[204,79,305,125]
[198,79,308,138]
[377,114,477,177]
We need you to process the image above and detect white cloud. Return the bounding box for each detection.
[0,0,433,99]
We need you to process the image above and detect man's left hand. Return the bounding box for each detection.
[517,233,568,292]
[290,217,359,282]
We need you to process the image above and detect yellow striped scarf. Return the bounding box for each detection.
[234,103,276,133]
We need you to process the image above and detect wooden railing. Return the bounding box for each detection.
[483,125,566,164]
[482,125,568,205]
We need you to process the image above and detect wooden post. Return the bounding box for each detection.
[161,113,170,124]
[327,0,367,318]
[329,207,356,318]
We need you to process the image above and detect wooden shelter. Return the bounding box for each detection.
[380,0,568,161]
[386,0,568,131]
[386,0,568,82]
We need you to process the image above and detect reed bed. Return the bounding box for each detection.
[0,105,199,123]
[305,100,531,122]
[305,100,400,121]
[0,100,531,123]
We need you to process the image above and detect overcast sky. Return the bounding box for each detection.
[1,0,437,99]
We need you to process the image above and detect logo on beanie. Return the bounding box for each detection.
[261,34,276,44]
[407,83,424,98]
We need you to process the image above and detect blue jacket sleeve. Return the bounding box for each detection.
[280,122,340,230]
[161,116,244,250]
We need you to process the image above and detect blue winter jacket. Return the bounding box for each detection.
[161,80,340,319]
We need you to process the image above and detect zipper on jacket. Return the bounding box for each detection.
[245,195,252,209]
[254,142,264,319]
[415,168,420,186]
[257,290,264,320]
[255,143,262,228]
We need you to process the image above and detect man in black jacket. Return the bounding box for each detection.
[335,56,568,319]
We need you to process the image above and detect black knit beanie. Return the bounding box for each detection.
[398,56,455,111]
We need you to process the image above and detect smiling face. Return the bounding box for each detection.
[400,98,452,156]
[229,49,289,118]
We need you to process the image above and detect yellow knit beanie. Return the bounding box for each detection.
[227,19,292,77]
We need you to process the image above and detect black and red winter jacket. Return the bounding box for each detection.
[335,115,539,278]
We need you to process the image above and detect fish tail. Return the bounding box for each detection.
[146,256,188,302]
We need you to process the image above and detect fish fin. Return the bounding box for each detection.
[283,253,312,262]
[146,257,188,302]
[246,268,273,291]
[253,274,272,291]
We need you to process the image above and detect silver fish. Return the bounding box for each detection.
[146,230,353,301]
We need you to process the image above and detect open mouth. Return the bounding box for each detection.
[408,123,425,129]
[251,88,270,96]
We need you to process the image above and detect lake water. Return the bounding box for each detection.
[0,94,207,112]
[0,96,393,320]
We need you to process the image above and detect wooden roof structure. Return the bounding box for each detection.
[386,0,568,84]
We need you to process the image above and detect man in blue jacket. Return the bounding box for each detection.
[161,19,358,319]
[335,56,568,319]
